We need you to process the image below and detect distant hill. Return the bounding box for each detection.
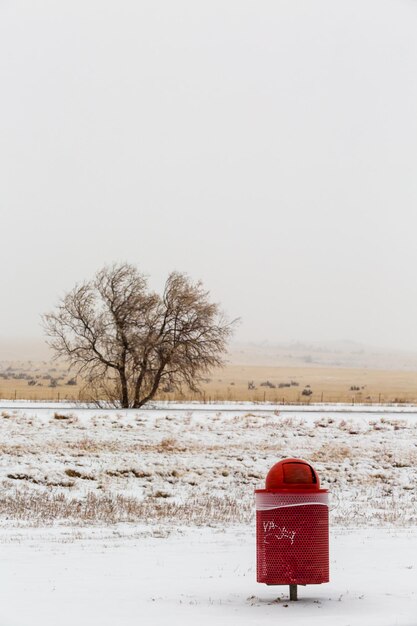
[228,340,417,371]
[2,336,417,372]
[0,337,52,361]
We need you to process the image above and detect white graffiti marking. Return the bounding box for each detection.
[263,521,296,545]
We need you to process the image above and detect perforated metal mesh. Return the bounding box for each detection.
[256,492,329,585]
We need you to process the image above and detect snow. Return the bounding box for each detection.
[0,403,415,526]
[0,402,415,624]
[0,526,415,626]
[3,399,417,414]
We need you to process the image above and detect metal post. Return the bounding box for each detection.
[289,585,298,601]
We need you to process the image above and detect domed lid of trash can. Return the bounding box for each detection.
[265,458,320,490]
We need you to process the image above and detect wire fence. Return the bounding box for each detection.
[0,388,416,406]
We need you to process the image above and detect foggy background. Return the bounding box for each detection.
[1,0,417,355]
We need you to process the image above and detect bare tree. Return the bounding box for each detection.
[43,263,235,408]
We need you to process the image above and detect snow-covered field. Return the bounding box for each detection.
[1,402,416,527]
[0,526,415,626]
[0,403,416,625]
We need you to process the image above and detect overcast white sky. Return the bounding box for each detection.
[1,0,417,351]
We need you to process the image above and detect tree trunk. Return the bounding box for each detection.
[119,369,130,408]
[133,370,145,408]
[133,360,166,408]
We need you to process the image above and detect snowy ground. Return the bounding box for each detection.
[0,402,415,624]
[0,402,416,527]
[0,526,415,626]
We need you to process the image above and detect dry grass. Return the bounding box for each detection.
[156,437,187,453]
[0,491,252,526]
[0,485,412,528]
[54,412,75,420]
[0,408,416,528]
[310,443,353,463]
[4,361,417,403]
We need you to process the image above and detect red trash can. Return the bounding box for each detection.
[255,458,329,599]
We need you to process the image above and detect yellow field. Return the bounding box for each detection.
[196,364,417,404]
[1,361,417,404]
